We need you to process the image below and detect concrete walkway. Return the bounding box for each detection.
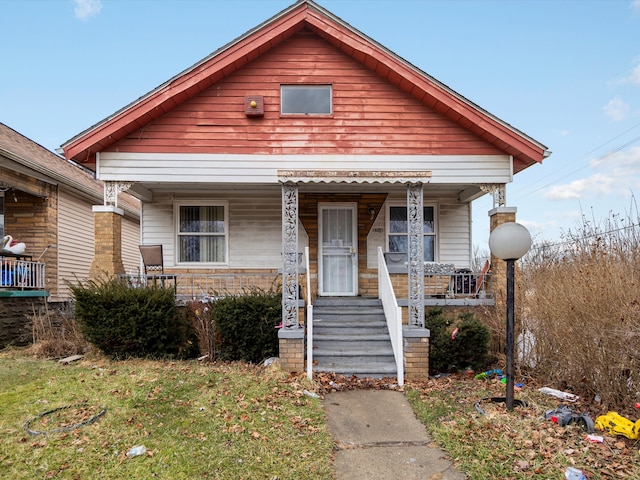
[323,389,467,480]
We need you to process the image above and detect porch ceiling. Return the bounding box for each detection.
[125,180,481,201]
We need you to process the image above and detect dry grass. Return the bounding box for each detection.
[28,304,89,359]
[519,211,640,413]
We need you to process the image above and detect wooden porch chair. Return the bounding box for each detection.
[473,259,491,297]
[139,245,176,289]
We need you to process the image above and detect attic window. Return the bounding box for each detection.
[281,85,332,115]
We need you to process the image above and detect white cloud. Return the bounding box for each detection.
[553,129,570,137]
[519,219,547,233]
[545,173,615,200]
[633,0,640,12]
[603,96,630,121]
[546,147,640,201]
[616,63,640,86]
[74,0,103,21]
[590,146,640,174]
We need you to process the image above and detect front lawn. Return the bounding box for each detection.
[0,351,333,479]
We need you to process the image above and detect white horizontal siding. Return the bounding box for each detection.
[228,193,281,268]
[121,216,141,274]
[142,191,290,269]
[58,190,95,298]
[439,203,471,268]
[98,153,512,184]
[140,199,175,269]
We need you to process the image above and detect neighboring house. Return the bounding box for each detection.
[61,0,549,380]
[0,122,140,347]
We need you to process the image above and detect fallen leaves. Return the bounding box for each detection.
[405,372,640,478]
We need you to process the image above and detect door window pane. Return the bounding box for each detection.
[322,208,353,246]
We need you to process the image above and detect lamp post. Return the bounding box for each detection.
[488,222,531,411]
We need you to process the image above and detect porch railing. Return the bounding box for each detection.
[120,272,281,302]
[385,260,492,304]
[424,270,492,299]
[378,247,404,386]
[0,257,46,289]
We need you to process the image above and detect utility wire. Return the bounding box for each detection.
[520,133,640,199]
[530,220,640,252]
[512,120,640,199]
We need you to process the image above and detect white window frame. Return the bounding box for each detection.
[175,200,229,266]
[385,202,438,262]
[280,84,332,115]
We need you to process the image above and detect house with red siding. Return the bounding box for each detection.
[61,0,548,382]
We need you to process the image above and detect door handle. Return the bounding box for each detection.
[350,246,356,255]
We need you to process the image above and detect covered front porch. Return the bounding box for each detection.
[96,175,506,385]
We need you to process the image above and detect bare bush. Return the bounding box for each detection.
[521,210,640,412]
[185,299,218,360]
[29,304,89,358]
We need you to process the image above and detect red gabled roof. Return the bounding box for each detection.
[62,0,549,172]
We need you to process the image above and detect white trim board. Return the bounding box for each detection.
[98,153,513,184]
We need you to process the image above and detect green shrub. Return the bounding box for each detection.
[450,313,490,372]
[69,278,193,359]
[209,288,281,364]
[425,309,490,374]
[424,309,452,373]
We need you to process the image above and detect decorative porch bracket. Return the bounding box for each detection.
[104,181,133,208]
[281,182,300,329]
[478,183,506,209]
[407,182,424,328]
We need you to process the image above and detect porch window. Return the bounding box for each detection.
[281,85,332,115]
[177,203,227,263]
[387,205,436,262]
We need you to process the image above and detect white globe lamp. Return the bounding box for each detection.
[488,222,531,410]
[488,222,531,261]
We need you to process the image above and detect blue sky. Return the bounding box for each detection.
[2,0,640,250]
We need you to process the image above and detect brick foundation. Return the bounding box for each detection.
[278,329,305,374]
[403,327,430,381]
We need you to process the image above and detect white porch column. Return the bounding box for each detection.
[281,182,300,329]
[407,182,424,328]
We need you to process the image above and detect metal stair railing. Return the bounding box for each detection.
[377,247,404,386]
[304,247,314,380]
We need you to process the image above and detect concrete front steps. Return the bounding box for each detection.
[311,296,397,379]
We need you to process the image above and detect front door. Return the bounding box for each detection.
[318,203,358,296]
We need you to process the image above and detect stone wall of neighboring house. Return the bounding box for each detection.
[0,296,48,348]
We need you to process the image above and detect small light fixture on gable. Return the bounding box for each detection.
[368,205,376,220]
[245,95,264,117]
